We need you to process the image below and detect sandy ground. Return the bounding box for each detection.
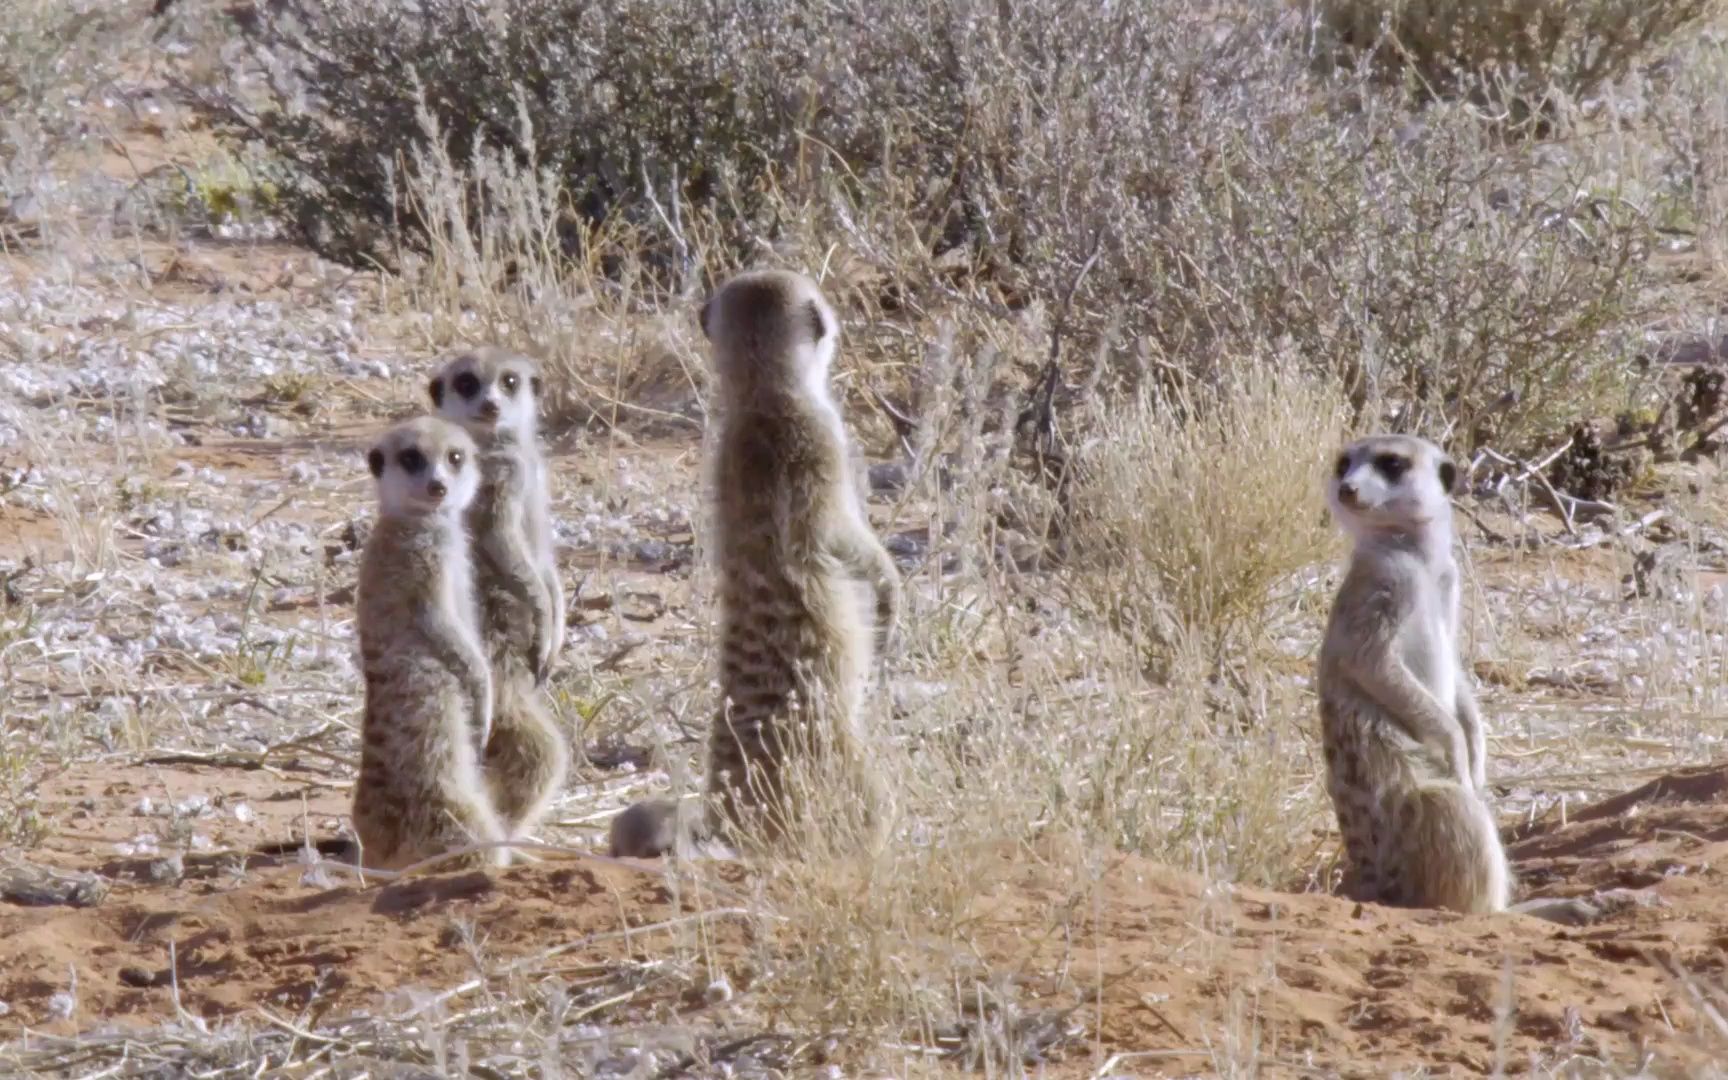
[0,760,1724,1074]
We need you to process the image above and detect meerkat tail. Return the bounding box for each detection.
[483,671,569,836]
[1394,781,1510,915]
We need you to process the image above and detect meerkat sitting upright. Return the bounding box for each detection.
[430,347,570,840]
[351,417,508,871]
[608,269,901,858]
[1319,434,1598,925]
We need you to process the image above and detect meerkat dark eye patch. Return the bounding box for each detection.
[367,448,385,477]
[428,377,445,408]
[1333,453,1351,479]
[804,300,828,343]
[530,375,543,398]
[1372,453,1408,482]
[1438,458,1458,493]
[501,372,519,394]
[397,448,428,474]
[447,449,464,468]
[453,372,481,398]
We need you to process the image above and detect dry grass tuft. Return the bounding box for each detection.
[1068,356,1351,664]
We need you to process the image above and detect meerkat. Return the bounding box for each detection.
[608,269,901,857]
[607,794,708,859]
[429,347,570,839]
[1319,434,1598,925]
[350,417,508,871]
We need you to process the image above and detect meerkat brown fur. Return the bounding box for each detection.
[430,347,570,838]
[609,270,900,856]
[1319,435,1599,925]
[351,417,508,870]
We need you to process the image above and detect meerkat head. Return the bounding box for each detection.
[427,346,544,444]
[367,416,480,519]
[1327,433,1459,545]
[698,269,838,401]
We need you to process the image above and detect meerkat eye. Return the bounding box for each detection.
[447,449,464,468]
[501,372,519,393]
[453,372,481,398]
[398,448,427,474]
[1373,453,1408,482]
[1333,453,1351,479]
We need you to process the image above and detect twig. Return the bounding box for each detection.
[1017,229,1106,456]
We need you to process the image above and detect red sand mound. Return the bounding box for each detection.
[2,760,1725,1073]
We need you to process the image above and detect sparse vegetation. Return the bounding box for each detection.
[1314,0,1718,106]
[2,0,1728,1073]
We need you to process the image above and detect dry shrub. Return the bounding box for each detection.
[377,94,707,429]
[194,0,1658,450]
[1312,0,1715,106]
[1067,356,1350,661]
[0,0,128,228]
[1646,28,1728,281]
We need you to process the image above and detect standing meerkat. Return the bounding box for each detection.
[351,417,508,870]
[1320,434,1598,924]
[609,269,900,857]
[430,347,570,839]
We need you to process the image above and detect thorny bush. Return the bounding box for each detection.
[195,0,1678,450]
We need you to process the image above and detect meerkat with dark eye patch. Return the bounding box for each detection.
[429,347,570,840]
[350,416,509,871]
[608,269,900,857]
[1320,434,1599,925]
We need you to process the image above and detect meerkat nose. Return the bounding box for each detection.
[426,479,448,499]
[479,401,501,420]
[1337,481,1361,507]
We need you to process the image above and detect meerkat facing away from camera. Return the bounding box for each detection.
[351,417,508,871]
[609,270,900,857]
[1319,434,1599,925]
[430,347,570,838]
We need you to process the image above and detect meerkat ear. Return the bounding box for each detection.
[804,300,828,343]
[367,448,385,478]
[1438,456,1459,495]
[530,374,543,399]
[698,297,714,340]
[428,377,444,408]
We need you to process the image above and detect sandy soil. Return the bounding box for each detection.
[0,758,1722,1074]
